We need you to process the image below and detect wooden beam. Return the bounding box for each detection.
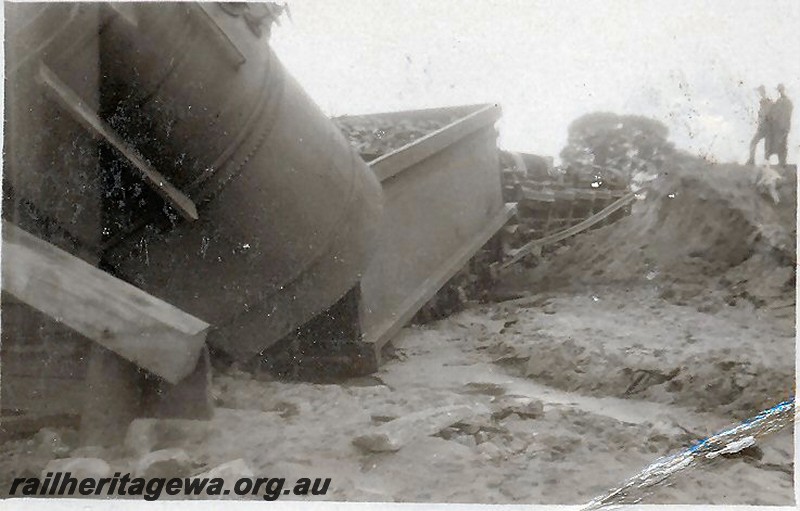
[1,221,210,383]
[140,345,213,420]
[37,64,199,221]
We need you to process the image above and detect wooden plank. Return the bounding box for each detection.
[141,346,212,420]
[371,104,502,182]
[1,221,210,383]
[37,64,199,221]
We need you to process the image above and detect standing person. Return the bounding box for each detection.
[769,84,793,167]
[747,85,773,165]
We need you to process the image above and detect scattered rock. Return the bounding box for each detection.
[515,399,545,419]
[491,396,545,420]
[154,419,215,447]
[454,434,477,448]
[370,415,397,424]
[500,317,519,333]
[697,301,722,314]
[353,404,487,452]
[43,458,111,480]
[759,445,792,469]
[455,421,481,435]
[477,441,503,460]
[463,382,507,396]
[658,286,675,299]
[437,426,458,440]
[34,428,69,458]
[135,448,193,478]
[271,401,300,419]
[125,419,159,457]
[193,458,254,480]
[70,445,108,459]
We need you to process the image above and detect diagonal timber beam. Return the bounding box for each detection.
[37,64,199,221]
[1,221,210,383]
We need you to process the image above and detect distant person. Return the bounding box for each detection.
[767,84,793,167]
[747,85,772,165]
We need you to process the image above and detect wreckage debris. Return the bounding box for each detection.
[352,404,487,453]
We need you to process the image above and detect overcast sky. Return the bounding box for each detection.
[272,0,800,163]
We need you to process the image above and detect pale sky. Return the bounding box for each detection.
[271,0,800,163]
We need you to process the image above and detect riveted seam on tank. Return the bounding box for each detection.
[191,56,285,206]
[185,54,277,196]
[97,39,275,251]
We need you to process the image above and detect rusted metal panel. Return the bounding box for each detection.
[358,105,512,353]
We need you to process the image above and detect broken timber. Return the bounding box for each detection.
[1,221,210,384]
[502,191,636,269]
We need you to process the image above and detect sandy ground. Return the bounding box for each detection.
[0,159,795,505]
[211,289,793,504]
[1,284,793,504]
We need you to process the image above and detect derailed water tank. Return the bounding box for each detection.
[5,2,384,361]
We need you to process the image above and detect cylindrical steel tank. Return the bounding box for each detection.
[5,2,384,361]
